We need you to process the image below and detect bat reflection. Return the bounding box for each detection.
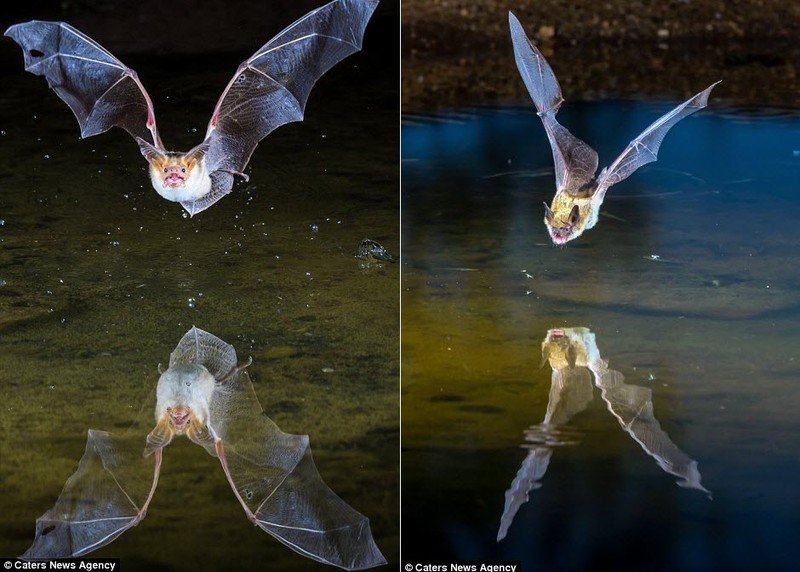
[22,327,386,570]
[498,327,710,541]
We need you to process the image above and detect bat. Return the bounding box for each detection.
[5,0,379,217]
[497,327,709,541]
[22,327,386,570]
[508,12,720,244]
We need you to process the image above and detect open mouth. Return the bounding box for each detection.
[164,173,185,187]
[169,406,191,429]
[550,229,570,245]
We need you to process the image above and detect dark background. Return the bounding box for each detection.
[402,0,799,111]
[2,0,398,57]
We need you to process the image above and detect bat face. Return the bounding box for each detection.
[154,364,215,430]
[544,192,600,245]
[541,327,596,370]
[146,153,212,203]
[145,363,217,453]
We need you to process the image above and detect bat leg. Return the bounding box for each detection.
[218,169,250,183]
[215,439,258,524]
[134,447,162,526]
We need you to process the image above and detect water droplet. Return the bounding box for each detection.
[310,224,319,232]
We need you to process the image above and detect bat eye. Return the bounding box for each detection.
[569,205,580,226]
[163,168,168,173]
[181,168,186,173]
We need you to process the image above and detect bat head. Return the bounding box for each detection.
[145,363,217,455]
[137,138,212,202]
[541,327,595,370]
[543,189,600,245]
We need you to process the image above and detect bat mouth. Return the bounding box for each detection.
[168,406,191,430]
[549,228,572,245]
[550,328,565,338]
[164,173,186,187]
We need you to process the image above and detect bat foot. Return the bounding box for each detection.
[219,169,249,182]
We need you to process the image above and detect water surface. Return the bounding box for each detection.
[0,40,398,570]
[401,102,800,570]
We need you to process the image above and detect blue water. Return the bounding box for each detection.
[401,102,800,571]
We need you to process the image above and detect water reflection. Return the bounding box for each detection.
[23,327,385,570]
[498,327,709,541]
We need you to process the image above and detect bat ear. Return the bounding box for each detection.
[137,136,166,164]
[144,419,173,457]
[543,202,555,222]
[186,141,210,164]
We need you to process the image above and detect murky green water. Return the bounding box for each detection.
[0,35,398,570]
[401,103,800,570]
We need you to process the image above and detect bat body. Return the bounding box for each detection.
[5,0,379,216]
[497,326,709,541]
[508,12,720,244]
[23,327,386,570]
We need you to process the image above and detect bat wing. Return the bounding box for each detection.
[597,370,710,495]
[191,0,378,213]
[21,429,161,559]
[4,21,162,148]
[595,81,721,195]
[208,368,385,570]
[509,12,598,193]
[168,325,239,381]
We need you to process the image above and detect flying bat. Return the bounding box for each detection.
[21,327,386,570]
[508,12,720,244]
[5,0,379,216]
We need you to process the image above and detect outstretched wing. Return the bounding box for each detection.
[208,368,386,570]
[596,370,711,495]
[509,12,598,193]
[21,430,162,559]
[200,0,378,195]
[596,81,721,193]
[4,21,162,148]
